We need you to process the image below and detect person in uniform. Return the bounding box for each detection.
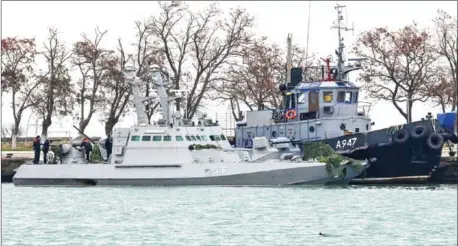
[105,135,113,161]
[42,139,50,164]
[32,136,41,164]
[81,137,92,162]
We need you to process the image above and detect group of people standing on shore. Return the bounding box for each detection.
[31,135,113,164]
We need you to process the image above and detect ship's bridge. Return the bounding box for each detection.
[284,80,368,121]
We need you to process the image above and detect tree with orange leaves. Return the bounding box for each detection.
[1,37,40,148]
[353,23,438,123]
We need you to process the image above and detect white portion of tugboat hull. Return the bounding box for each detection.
[13,162,344,186]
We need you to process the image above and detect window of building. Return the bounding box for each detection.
[323,91,333,103]
[209,135,215,141]
[185,136,191,141]
[176,136,184,141]
[142,136,151,141]
[220,134,227,141]
[153,136,162,142]
[164,136,172,141]
[200,135,208,141]
[131,135,140,141]
[337,91,345,102]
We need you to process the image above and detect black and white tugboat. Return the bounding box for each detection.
[234,4,458,182]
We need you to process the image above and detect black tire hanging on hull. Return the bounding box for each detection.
[393,129,409,144]
[426,132,444,150]
[411,125,427,139]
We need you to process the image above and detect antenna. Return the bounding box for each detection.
[304,1,312,69]
[331,3,354,81]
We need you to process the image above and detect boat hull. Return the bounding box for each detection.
[323,119,455,178]
[12,162,367,187]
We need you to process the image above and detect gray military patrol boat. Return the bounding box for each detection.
[13,65,368,186]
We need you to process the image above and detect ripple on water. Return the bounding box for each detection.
[2,184,457,246]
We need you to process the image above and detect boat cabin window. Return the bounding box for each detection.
[286,93,296,109]
[345,92,353,103]
[164,136,172,141]
[297,93,306,104]
[201,135,208,141]
[337,91,345,102]
[131,136,140,141]
[176,136,184,141]
[190,136,196,141]
[353,92,359,103]
[185,136,191,141]
[210,135,215,141]
[142,136,151,141]
[215,135,221,141]
[220,134,227,141]
[323,91,333,103]
[153,136,162,142]
[195,135,202,141]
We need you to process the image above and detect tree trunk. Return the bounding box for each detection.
[11,121,22,149]
[104,117,117,136]
[407,100,413,123]
[11,134,18,149]
[41,117,52,140]
[79,118,90,134]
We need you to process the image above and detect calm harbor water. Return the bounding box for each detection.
[1,184,457,246]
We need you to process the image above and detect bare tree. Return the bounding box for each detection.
[148,2,254,119]
[432,9,457,114]
[1,123,24,144]
[32,28,74,139]
[353,23,438,123]
[425,65,456,113]
[148,1,194,112]
[217,38,283,111]
[132,20,166,123]
[99,40,132,135]
[185,5,254,119]
[214,37,314,121]
[72,27,110,133]
[1,37,40,148]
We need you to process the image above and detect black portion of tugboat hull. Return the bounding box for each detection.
[353,141,441,178]
[321,120,453,179]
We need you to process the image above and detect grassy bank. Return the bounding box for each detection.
[1,142,33,151]
[1,140,71,151]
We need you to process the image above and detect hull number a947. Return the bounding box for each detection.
[336,137,358,149]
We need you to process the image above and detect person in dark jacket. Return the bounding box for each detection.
[81,137,92,162]
[32,136,41,164]
[105,135,113,160]
[42,139,50,164]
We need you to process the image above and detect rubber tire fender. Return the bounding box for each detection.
[411,125,427,139]
[393,129,409,144]
[426,132,444,150]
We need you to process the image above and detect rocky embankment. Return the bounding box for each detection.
[2,157,30,183]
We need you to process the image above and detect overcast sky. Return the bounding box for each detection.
[1,1,457,138]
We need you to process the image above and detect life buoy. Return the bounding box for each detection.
[411,125,427,139]
[426,132,444,150]
[393,129,409,144]
[285,110,297,120]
